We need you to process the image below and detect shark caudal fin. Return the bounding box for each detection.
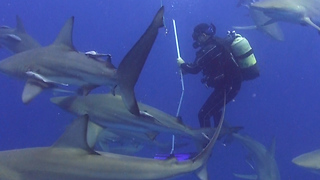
[116,6,164,116]
[193,90,226,180]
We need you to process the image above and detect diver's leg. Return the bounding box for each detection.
[198,89,224,127]
[212,77,242,126]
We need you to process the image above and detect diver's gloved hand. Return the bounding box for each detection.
[177,57,185,67]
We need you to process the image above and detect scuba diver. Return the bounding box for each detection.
[177,23,259,128]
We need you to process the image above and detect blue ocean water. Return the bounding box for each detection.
[0,0,319,179]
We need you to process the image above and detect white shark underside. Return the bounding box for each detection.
[0,7,164,116]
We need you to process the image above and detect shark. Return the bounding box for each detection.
[232,133,281,180]
[0,6,164,116]
[292,149,320,175]
[250,0,320,33]
[234,0,284,41]
[0,16,41,53]
[50,93,239,145]
[0,102,225,180]
[95,128,190,155]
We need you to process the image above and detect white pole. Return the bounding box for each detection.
[172,19,184,117]
[173,19,181,59]
[171,19,185,155]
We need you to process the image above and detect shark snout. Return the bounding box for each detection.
[0,59,25,78]
[0,60,13,75]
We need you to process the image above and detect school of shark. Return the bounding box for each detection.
[0,6,227,180]
[0,0,319,179]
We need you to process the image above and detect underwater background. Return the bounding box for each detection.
[0,0,319,179]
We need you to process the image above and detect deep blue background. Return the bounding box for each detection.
[0,0,320,179]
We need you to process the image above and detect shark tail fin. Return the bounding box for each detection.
[191,90,226,179]
[116,6,164,116]
[196,164,208,180]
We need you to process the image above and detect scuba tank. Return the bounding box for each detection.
[230,36,257,69]
[228,31,259,80]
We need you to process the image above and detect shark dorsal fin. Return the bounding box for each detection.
[52,115,93,152]
[15,15,26,33]
[53,16,75,50]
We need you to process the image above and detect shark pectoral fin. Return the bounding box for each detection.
[196,164,208,180]
[233,25,258,30]
[22,79,47,103]
[303,17,320,32]
[233,173,258,179]
[87,120,104,149]
[5,34,22,42]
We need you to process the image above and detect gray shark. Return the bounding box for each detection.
[250,0,320,33]
[0,7,164,116]
[292,149,320,175]
[0,16,41,53]
[96,128,189,155]
[234,0,284,41]
[233,133,281,180]
[0,106,225,180]
[50,93,234,145]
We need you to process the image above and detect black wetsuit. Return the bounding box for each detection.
[180,37,243,127]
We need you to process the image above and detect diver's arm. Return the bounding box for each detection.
[180,62,202,74]
[177,57,202,74]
